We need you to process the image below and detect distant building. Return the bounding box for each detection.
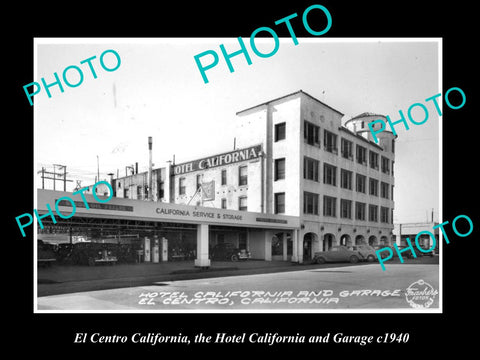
[82,180,112,198]
[113,168,167,202]
[393,222,439,253]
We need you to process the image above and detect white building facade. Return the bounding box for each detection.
[234,90,396,261]
[109,90,396,263]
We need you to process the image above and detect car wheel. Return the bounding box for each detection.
[87,257,95,266]
[367,255,375,262]
[231,254,239,262]
[350,255,359,264]
[315,257,326,264]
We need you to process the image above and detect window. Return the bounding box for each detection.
[221,169,227,185]
[356,145,367,165]
[304,120,320,146]
[380,206,389,223]
[137,185,142,199]
[392,139,395,153]
[158,181,164,199]
[369,151,379,170]
[179,177,186,195]
[274,192,285,214]
[196,174,203,190]
[391,184,394,201]
[303,192,319,215]
[369,178,379,196]
[340,169,353,190]
[369,204,378,222]
[304,157,319,182]
[221,198,227,209]
[239,196,247,211]
[323,196,337,217]
[239,166,248,186]
[355,202,366,221]
[274,158,286,180]
[124,187,129,198]
[324,130,338,153]
[341,138,353,159]
[356,174,366,193]
[391,161,395,176]
[275,122,286,141]
[381,182,390,199]
[381,156,390,174]
[323,163,337,186]
[340,199,352,219]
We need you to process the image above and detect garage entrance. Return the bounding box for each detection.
[36,189,301,268]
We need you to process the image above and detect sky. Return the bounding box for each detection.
[34,38,440,223]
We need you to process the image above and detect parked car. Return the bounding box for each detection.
[211,243,251,261]
[70,242,118,266]
[374,245,416,259]
[350,245,377,262]
[374,245,396,260]
[313,245,362,264]
[37,240,57,267]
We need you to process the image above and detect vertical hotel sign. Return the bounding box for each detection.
[173,144,262,175]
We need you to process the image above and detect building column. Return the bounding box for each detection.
[291,229,299,262]
[144,237,151,262]
[264,230,273,261]
[297,232,304,264]
[195,224,210,268]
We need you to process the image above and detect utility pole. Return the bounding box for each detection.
[148,137,153,201]
[38,164,73,190]
[41,167,45,189]
[97,155,100,183]
[63,165,67,191]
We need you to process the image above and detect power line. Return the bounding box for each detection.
[37,164,73,191]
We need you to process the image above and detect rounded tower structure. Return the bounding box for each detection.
[344,112,396,153]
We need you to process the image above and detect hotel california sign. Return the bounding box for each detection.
[173,145,262,175]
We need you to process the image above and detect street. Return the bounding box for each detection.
[37,263,439,311]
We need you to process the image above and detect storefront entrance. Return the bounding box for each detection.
[303,232,317,261]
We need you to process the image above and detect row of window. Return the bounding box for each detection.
[220,196,247,211]
[220,192,392,220]
[178,166,248,195]
[298,192,393,223]
[179,162,392,199]
[121,182,165,199]
[274,157,394,199]
[275,121,394,174]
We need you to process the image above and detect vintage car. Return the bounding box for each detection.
[350,244,377,262]
[211,243,251,261]
[37,240,57,267]
[374,245,417,259]
[313,245,363,264]
[69,242,118,266]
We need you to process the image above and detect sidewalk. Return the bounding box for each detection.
[37,260,311,297]
[37,256,439,297]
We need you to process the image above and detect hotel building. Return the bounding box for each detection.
[107,90,396,263]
